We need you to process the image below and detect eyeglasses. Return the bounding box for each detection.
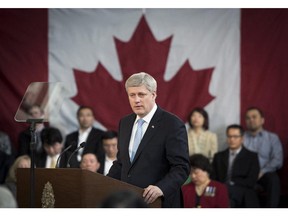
[227,135,242,139]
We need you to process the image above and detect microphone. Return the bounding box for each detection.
[55,144,73,168]
[66,142,86,168]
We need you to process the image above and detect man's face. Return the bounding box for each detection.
[44,142,63,157]
[80,153,100,173]
[245,109,264,132]
[77,108,94,130]
[226,128,243,150]
[127,85,156,118]
[103,137,118,158]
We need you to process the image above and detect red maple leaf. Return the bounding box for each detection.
[72,16,215,131]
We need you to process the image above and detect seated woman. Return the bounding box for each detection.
[187,107,218,162]
[182,154,229,208]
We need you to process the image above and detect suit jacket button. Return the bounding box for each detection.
[128,174,131,178]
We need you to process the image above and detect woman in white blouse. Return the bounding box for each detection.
[187,107,218,162]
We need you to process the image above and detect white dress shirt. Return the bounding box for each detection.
[45,153,60,168]
[77,127,92,161]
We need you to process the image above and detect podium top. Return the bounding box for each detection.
[17,168,162,208]
[14,82,64,123]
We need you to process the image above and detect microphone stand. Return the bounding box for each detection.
[27,118,44,208]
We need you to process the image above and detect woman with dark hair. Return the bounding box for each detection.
[182,154,229,208]
[187,107,218,162]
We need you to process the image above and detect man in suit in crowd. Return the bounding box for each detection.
[98,130,118,175]
[244,107,283,207]
[108,72,190,207]
[212,124,260,207]
[35,127,64,168]
[61,106,104,168]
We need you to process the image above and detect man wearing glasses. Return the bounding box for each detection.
[212,124,260,207]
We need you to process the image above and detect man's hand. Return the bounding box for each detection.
[143,185,163,204]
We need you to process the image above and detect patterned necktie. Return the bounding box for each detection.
[131,119,145,162]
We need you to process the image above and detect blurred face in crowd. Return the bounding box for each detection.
[245,109,264,132]
[44,142,63,157]
[29,105,44,119]
[77,108,94,130]
[226,128,243,151]
[127,85,156,118]
[80,153,100,173]
[190,111,205,129]
[190,168,209,186]
[103,137,118,159]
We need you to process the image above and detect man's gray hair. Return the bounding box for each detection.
[125,72,157,93]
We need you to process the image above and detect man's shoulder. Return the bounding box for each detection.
[120,113,136,123]
[215,148,228,156]
[213,149,228,161]
[242,146,258,158]
[159,108,184,124]
[65,131,78,139]
[245,129,279,139]
[262,129,280,139]
[91,127,105,134]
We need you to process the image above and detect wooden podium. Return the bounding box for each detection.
[17,168,161,208]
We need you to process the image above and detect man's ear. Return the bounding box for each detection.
[262,118,265,125]
[152,91,157,100]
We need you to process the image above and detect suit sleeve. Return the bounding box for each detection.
[211,154,220,181]
[233,152,260,188]
[155,118,190,198]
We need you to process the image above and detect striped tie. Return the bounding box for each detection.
[130,119,144,162]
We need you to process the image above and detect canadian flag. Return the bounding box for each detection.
[0,9,287,194]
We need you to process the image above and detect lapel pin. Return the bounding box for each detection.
[152,125,154,128]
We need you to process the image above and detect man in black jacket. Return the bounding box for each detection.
[61,106,104,168]
[212,124,260,207]
[108,72,190,207]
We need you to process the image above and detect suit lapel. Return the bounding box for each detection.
[233,146,245,163]
[222,149,229,173]
[123,115,136,165]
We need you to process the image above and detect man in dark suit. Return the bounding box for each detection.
[60,106,104,168]
[108,72,190,207]
[35,127,64,168]
[97,130,118,175]
[212,124,260,207]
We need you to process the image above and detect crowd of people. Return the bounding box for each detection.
[0,72,284,208]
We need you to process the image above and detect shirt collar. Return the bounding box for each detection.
[230,146,242,155]
[79,126,92,135]
[246,129,265,137]
[135,104,157,125]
